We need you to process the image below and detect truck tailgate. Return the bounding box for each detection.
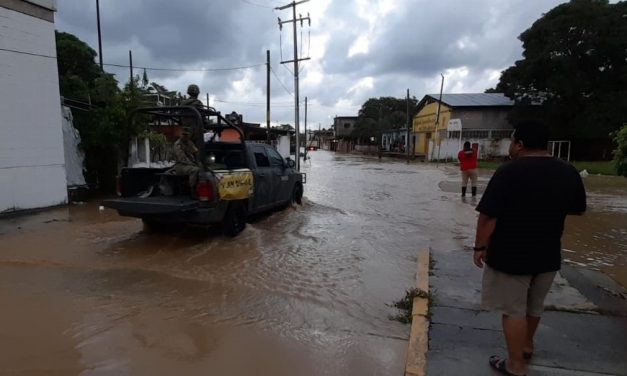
[102,196,200,215]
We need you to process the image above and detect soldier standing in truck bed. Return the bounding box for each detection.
[173,126,201,188]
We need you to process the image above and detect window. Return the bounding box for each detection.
[344,123,351,129]
[266,147,285,167]
[253,147,270,167]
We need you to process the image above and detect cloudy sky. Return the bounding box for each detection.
[55,0,568,128]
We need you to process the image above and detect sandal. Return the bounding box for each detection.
[488,355,527,376]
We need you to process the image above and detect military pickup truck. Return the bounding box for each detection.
[102,106,305,236]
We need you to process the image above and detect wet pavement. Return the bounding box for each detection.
[0,150,625,375]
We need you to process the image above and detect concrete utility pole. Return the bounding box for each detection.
[129,50,133,84]
[96,0,103,70]
[276,0,311,171]
[266,49,271,143]
[435,74,445,166]
[406,88,411,163]
[303,96,308,161]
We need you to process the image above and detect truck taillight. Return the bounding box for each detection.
[116,176,122,196]
[196,180,213,202]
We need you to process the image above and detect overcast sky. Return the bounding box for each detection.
[55,0,569,128]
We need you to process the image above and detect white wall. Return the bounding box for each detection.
[427,138,511,161]
[0,6,67,212]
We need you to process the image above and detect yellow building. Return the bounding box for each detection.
[413,101,451,156]
[412,93,514,159]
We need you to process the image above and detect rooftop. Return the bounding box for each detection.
[424,93,513,107]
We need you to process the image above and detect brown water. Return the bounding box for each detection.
[0,151,624,375]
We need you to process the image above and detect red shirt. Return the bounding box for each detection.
[458,150,478,171]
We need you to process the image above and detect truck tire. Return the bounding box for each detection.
[291,183,303,205]
[222,201,247,237]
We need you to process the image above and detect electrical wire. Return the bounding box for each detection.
[0,47,55,59]
[270,66,294,97]
[103,62,265,72]
[240,0,273,9]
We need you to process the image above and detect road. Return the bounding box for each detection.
[0,150,625,375]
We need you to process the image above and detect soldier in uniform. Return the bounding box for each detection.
[181,84,204,107]
[173,126,202,188]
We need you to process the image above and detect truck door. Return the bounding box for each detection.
[266,146,291,204]
[251,145,274,210]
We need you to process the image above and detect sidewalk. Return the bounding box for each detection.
[426,247,627,376]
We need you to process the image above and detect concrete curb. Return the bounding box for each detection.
[405,248,430,376]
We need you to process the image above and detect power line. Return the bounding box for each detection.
[103,62,265,72]
[270,66,294,97]
[0,47,55,59]
[240,0,273,8]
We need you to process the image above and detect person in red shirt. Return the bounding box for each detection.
[458,141,478,197]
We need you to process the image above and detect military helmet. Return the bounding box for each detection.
[187,84,200,96]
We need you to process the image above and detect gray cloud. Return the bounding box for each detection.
[55,0,569,126]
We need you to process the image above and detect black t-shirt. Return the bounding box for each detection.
[476,157,586,275]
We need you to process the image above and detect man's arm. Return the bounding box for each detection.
[473,213,496,268]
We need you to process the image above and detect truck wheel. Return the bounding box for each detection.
[291,183,303,205]
[223,201,246,237]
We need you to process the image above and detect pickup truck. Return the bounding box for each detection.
[102,106,305,236]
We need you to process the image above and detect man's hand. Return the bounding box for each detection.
[473,250,487,268]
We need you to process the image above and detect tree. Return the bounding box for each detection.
[494,0,627,148]
[612,124,627,176]
[352,96,419,142]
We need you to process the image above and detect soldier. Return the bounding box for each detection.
[173,126,201,188]
[180,84,204,107]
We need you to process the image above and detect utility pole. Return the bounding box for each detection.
[406,88,411,163]
[434,74,445,166]
[96,0,103,70]
[303,96,307,161]
[128,50,133,85]
[276,1,311,171]
[266,49,271,143]
[206,93,210,108]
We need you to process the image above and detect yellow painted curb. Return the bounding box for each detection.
[404,247,430,376]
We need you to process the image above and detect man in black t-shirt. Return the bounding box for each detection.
[473,120,586,376]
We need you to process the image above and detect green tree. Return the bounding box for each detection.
[612,124,627,176]
[494,0,627,144]
[352,96,419,142]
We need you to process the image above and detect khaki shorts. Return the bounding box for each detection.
[482,265,556,317]
[461,169,478,187]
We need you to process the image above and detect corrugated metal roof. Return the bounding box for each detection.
[426,93,513,107]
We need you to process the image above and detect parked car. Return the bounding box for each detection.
[102,106,305,236]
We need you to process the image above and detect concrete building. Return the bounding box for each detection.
[0,0,67,213]
[412,93,514,160]
[333,116,359,138]
[381,128,409,153]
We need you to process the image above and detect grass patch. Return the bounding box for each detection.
[572,161,617,176]
[388,288,431,324]
[478,160,505,170]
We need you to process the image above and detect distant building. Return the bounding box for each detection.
[333,116,359,138]
[0,1,67,213]
[413,93,514,160]
[381,128,409,153]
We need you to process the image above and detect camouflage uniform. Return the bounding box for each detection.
[174,138,201,187]
[180,84,205,129]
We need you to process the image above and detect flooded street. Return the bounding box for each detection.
[1,150,625,375]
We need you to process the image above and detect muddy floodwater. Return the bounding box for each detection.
[1,150,625,375]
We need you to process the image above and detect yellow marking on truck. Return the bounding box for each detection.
[213,169,254,200]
